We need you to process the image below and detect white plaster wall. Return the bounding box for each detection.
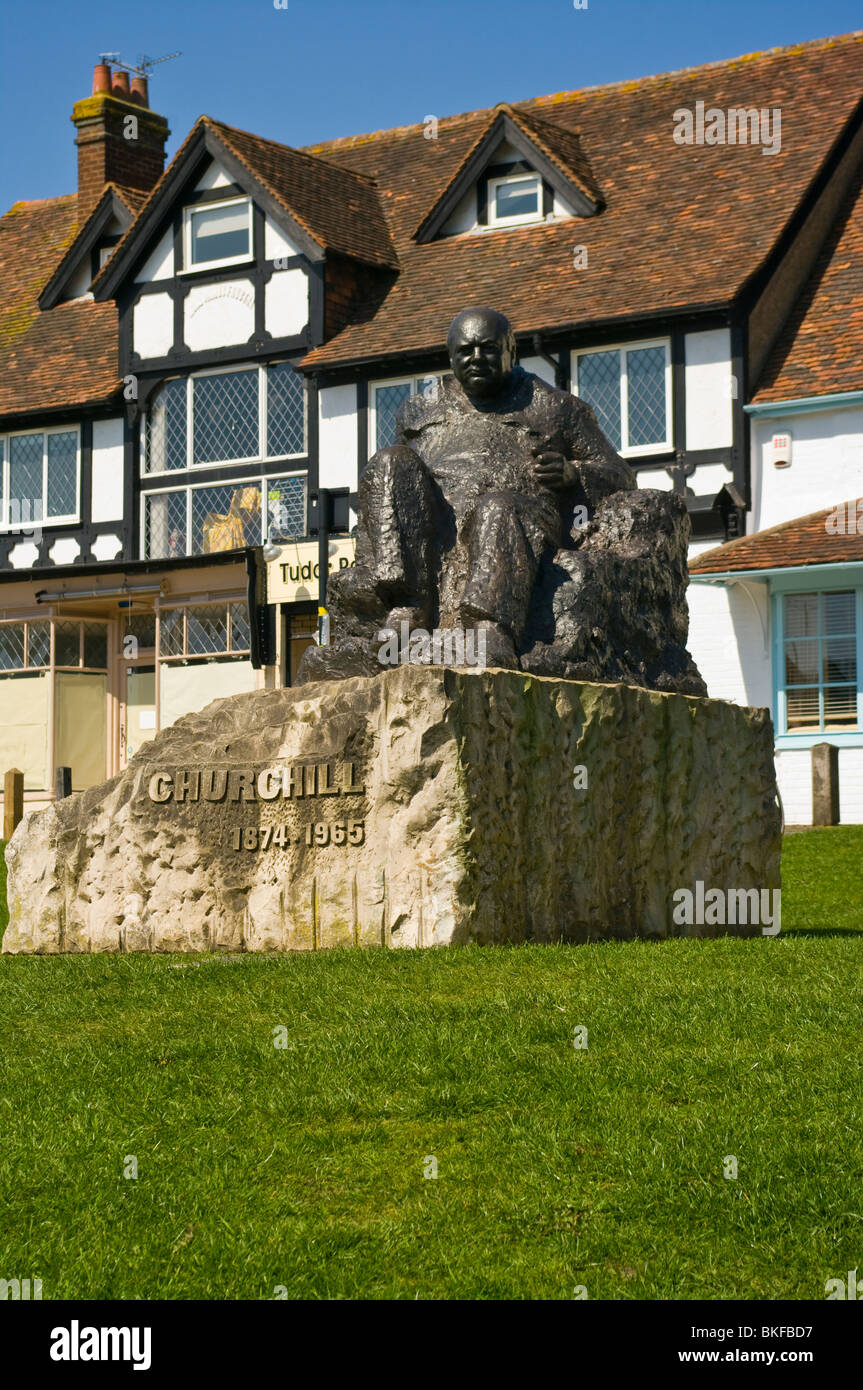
[133,292,174,358]
[552,190,576,218]
[49,538,81,565]
[684,328,733,451]
[8,542,39,569]
[519,354,556,385]
[686,576,772,708]
[318,384,358,491]
[66,256,92,298]
[750,403,863,532]
[265,268,308,338]
[776,747,863,825]
[687,461,735,499]
[775,750,812,825]
[838,748,863,823]
[442,186,477,236]
[91,418,124,523]
[137,228,174,283]
[194,160,233,191]
[265,215,302,261]
[184,279,255,352]
[91,533,123,562]
[636,469,674,491]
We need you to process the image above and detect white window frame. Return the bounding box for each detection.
[368,373,450,457]
[487,172,544,228]
[141,363,308,476]
[0,424,81,529]
[571,339,673,458]
[774,584,862,741]
[141,469,308,559]
[182,195,253,274]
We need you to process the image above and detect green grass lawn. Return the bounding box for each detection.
[0,829,861,1300]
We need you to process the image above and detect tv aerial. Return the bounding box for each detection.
[99,52,181,78]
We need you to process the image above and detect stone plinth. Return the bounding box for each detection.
[2,668,781,953]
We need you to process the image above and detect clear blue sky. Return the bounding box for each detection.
[1,0,860,206]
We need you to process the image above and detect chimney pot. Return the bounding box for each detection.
[93,63,112,95]
[73,67,170,224]
[130,75,149,107]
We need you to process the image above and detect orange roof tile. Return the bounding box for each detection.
[690,500,863,573]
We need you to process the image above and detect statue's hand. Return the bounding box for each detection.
[532,451,579,492]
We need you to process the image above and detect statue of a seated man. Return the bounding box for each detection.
[298,306,706,697]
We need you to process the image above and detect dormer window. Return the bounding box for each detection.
[487,172,543,227]
[183,196,252,271]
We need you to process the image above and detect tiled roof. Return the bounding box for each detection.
[111,184,150,216]
[90,114,400,299]
[689,501,863,574]
[512,105,605,207]
[0,196,119,419]
[205,118,398,269]
[2,31,861,420]
[300,30,863,369]
[752,163,863,402]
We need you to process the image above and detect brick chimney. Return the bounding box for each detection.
[72,62,170,224]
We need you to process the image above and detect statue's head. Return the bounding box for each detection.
[447,307,516,401]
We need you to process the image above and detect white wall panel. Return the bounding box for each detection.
[264,268,308,338]
[684,328,733,450]
[133,292,174,358]
[750,404,863,533]
[686,576,772,708]
[775,750,812,826]
[838,748,863,824]
[137,228,174,282]
[519,354,556,385]
[318,384,358,491]
[194,160,232,191]
[265,216,302,261]
[91,417,125,523]
[184,279,255,352]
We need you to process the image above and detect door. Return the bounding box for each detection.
[120,663,157,767]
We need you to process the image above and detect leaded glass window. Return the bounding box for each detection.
[192,371,259,465]
[159,603,251,659]
[265,476,307,543]
[145,378,187,474]
[267,362,306,457]
[370,375,449,453]
[5,429,79,522]
[46,432,79,518]
[144,490,188,560]
[0,623,25,671]
[573,341,670,456]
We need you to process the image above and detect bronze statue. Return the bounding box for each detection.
[299,307,705,696]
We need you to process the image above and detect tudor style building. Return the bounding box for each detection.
[688,151,863,824]
[1,33,862,815]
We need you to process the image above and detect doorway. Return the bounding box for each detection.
[120,662,157,767]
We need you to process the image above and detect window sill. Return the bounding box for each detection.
[775,731,863,751]
[177,257,255,277]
